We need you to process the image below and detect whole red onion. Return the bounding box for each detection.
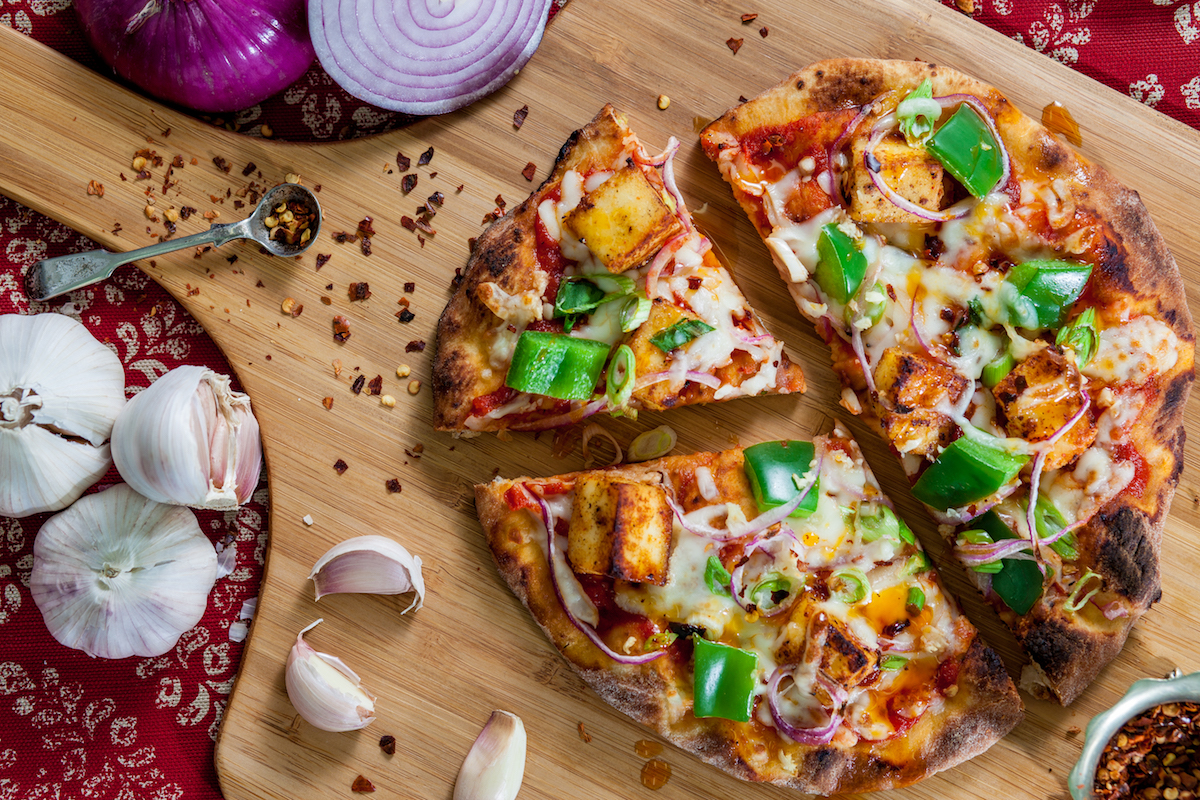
[74,0,315,113]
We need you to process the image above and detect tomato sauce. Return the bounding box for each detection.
[1114,442,1150,499]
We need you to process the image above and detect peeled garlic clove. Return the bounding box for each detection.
[308,535,425,613]
[0,313,126,517]
[285,619,376,732]
[111,365,263,510]
[30,483,218,659]
[453,711,527,800]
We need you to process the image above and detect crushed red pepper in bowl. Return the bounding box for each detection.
[1071,672,1200,800]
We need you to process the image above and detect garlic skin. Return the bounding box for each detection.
[285,619,377,732]
[0,313,126,517]
[453,711,527,800]
[30,483,218,659]
[308,535,425,613]
[111,365,263,510]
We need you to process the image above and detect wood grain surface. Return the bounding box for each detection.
[2,1,1199,798]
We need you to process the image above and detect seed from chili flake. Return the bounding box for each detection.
[379,734,397,754]
[281,297,298,315]
[634,739,663,758]
[1093,700,1200,800]
[407,380,422,395]
[640,758,671,790]
[385,479,402,494]
[367,375,383,395]
[349,282,372,301]
[350,774,374,792]
[87,180,105,197]
[333,315,351,343]
[333,459,349,475]
[418,146,434,166]
[521,161,537,181]
[351,374,366,394]
[726,37,744,54]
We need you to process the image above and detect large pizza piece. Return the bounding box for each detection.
[476,426,1022,795]
[700,59,1195,704]
[433,105,805,433]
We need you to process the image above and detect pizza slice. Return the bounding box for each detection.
[432,105,805,432]
[476,425,1023,795]
[700,60,1195,704]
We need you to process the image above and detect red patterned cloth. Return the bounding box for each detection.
[0,2,1194,798]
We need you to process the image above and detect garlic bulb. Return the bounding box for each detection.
[285,619,377,732]
[111,365,262,510]
[30,483,218,659]
[308,535,425,613]
[0,313,126,517]
[453,711,527,800]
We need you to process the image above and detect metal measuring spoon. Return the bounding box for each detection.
[25,183,322,302]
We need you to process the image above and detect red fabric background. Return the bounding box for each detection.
[0,1,1195,798]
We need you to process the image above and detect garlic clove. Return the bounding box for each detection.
[0,313,126,517]
[29,483,218,659]
[285,619,377,732]
[111,365,263,510]
[308,535,425,612]
[453,711,527,800]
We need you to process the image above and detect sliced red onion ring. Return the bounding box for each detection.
[532,491,665,665]
[728,530,796,617]
[826,104,872,206]
[956,540,1039,568]
[309,0,553,115]
[514,399,607,432]
[659,138,694,235]
[644,232,689,300]
[849,324,878,397]
[635,370,723,391]
[766,668,845,745]
[909,293,933,357]
[878,635,916,653]
[1095,598,1131,620]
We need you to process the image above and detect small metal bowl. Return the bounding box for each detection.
[1068,670,1200,799]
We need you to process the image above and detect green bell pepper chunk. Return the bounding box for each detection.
[504,331,611,400]
[650,319,715,353]
[743,441,820,518]
[974,510,1043,615]
[1005,259,1092,330]
[925,104,1004,198]
[815,224,867,305]
[911,433,1029,511]
[692,638,758,722]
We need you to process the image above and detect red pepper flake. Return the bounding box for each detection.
[241,161,256,176]
[333,230,357,244]
[190,157,199,165]
[87,180,104,197]
[186,285,201,297]
[179,206,196,220]
[404,282,415,293]
[726,37,744,54]
[351,374,366,394]
[348,282,372,301]
[417,146,434,166]
[357,217,376,238]
[578,722,591,743]
[385,479,402,494]
[759,25,769,36]
[495,194,507,211]
[326,283,334,290]
[315,253,331,271]
[320,296,332,305]
[322,397,334,410]
[413,218,436,236]
[482,210,502,225]
[1093,700,1200,800]
[333,459,349,475]
[741,11,758,21]
[405,340,426,353]
[521,161,537,181]
[379,734,397,753]
[397,152,411,171]
[513,104,530,129]
[212,155,232,173]
[333,315,351,343]
[456,183,464,193]
[401,216,416,232]
[350,774,374,792]
[427,191,445,207]
[290,303,304,318]
[397,309,416,323]
[401,174,418,194]
[361,237,372,256]
[255,279,265,288]
[172,154,184,168]
[367,375,383,395]
[417,235,426,248]
[429,171,437,179]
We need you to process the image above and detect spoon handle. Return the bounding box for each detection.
[25,220,251,301]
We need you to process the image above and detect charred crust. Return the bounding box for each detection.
[553,128,583,173]
[1092,237,1138,295]
[806,66,888,109]
[1091,505,1160,604]
[1037,136,1069,171]
[1019,614,1083,681]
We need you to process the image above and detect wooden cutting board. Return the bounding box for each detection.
[2,2,1199,798]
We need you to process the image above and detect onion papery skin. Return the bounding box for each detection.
[74,0,315,113]
[30,484,217,660]
[309,0,553,115]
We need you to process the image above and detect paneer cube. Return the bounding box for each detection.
[775,608,877,690]
[567,476,673,585]
[873,347,969,457]
[848,136,945,224]
[992,346,1097,470]
[562,166,683,274]
[626,299,704,411]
